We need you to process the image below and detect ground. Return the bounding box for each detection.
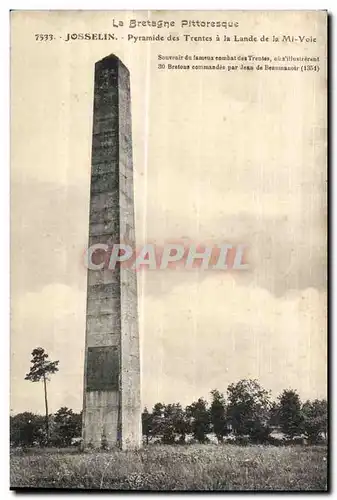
[10,444,328,491]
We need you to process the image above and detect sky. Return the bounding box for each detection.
[11,11,327,414]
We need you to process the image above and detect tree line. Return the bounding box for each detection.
[12,347,327,448]
[10,407,82,448]
[142,380,327,446]
[11,380,327,448]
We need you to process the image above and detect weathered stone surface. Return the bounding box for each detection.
[86,296,121,316]
[87,283,121,299]
[82,54,141,450]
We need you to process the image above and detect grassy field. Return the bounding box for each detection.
[10,444,328,491]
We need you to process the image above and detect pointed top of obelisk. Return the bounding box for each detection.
[95,53,129,74]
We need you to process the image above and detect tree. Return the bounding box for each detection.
[210,389,228,443]
[161,404,177,444]
[52,407,82,447]
[25,347,59,444]
[161,403,190,444]
[171,403,190,444]
[151,402,165,438]
[227,379,271,441]
[10,412,45,447]
[302,399,328,444]
[278,389,303,439]
[186,398,211,443]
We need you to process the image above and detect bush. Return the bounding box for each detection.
[302,400,327,444]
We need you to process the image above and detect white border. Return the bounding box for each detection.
[3,1,334,498]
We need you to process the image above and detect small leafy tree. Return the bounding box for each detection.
[278,389,303,440]
[161,404,177,444]
[25,348,59,444]
[302,399,328,444]
[160,403,190,444]
[10,412,45,447]
[52,407,82,447]
[210,389,228,443]
[172,403,190,444]
[227,379,271,442]
[186,398,211,443]
[151,402,165,438]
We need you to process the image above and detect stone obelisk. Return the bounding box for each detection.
[82,54,141,450]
